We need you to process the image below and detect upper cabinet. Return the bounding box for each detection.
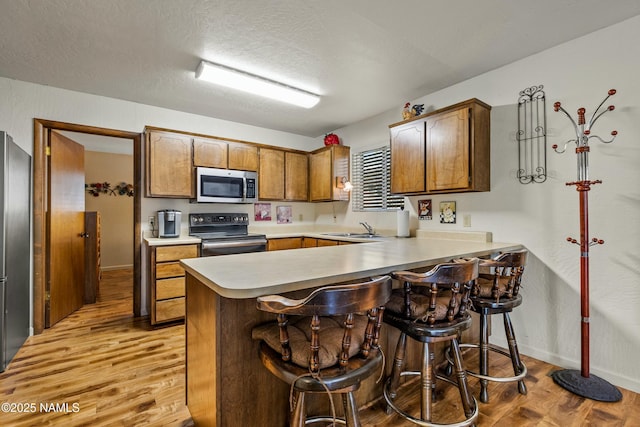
[389,98,491,195]
[145,126,347,202]
[194,137,258,171]
[193,137,228,168]
[228,142,259,171]
[258,148,285,200]
[390,121,426,194]
[285,152,308,201]
[258,148,308,201]
[309,145,350,202]
[145,130,194,198]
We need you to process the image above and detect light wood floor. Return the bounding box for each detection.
[0,269,192,427]
[0,269,638,426]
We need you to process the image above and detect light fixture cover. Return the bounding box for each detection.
[195,60,320,108]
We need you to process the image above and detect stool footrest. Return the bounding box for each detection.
[448,343,527,383]
[383,373,479,427]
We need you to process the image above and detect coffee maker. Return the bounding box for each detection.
[157,209,181,238]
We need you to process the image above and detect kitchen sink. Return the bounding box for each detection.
[321,232,385,238]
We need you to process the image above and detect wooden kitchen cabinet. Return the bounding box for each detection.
[193,137,228,168]
[149,244,198,325]
[145,130,194,198]
[390,120,426,194]
[228,141,259,171]
[259,148,285,200]
[259,148,309,201]
[267,237,303,251]
[285,151,308,201]
[389,98,491,195]
[309,145,350,202]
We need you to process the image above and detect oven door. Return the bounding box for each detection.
[200,238,267,256]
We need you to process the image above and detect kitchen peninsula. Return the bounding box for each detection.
[180,236,523,426]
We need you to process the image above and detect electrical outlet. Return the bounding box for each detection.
[148,216,155,230]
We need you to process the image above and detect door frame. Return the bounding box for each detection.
[33,119,142,334]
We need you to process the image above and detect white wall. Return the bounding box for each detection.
[329,16,640,392]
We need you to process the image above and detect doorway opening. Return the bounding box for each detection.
[33,119,142,334]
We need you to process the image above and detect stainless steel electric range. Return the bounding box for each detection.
[188,213,267,256]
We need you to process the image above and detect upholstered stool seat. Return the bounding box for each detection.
[450,250,528,404]
[383,259,479,427]
[252,276,392,427]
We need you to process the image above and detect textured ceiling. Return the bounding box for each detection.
[2,0,640,138]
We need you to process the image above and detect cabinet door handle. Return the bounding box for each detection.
[80,232,90,238]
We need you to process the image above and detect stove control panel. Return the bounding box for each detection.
[189,213,249,227]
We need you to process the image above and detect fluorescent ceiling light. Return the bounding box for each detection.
[195,60,320,108]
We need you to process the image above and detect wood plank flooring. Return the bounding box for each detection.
[0,268,638,426]
[0,269,192,427]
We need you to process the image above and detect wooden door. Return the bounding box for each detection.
[228,142,258,171]
[285,152,308,201]
[146,130,194,197]
[193,137,228,168]
[309,148,332,201]
[47,131,86,326]
[390,120,426,194]
[426,108,470,191]
[258,148,285,200]
[84,211,101,304]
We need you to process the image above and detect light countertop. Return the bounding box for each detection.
[180,237,522,299]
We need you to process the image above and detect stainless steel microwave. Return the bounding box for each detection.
[195,167,258,203]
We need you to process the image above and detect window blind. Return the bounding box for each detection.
[351,146,404,211]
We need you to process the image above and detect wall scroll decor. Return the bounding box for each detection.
[549,89,621,402]
[86,182,134,197]
[516,85,547,183]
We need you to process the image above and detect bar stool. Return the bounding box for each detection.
[452,250,528,403]
[383,259,479,427]
[251,276,392,427]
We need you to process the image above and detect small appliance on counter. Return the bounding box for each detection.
[157,209,182,238]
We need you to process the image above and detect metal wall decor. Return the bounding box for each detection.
[516,85,547,183]
[549,89,622,402]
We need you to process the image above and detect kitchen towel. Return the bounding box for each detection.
[397,209,410,237]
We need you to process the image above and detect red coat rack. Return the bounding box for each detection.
[549,89,622,401]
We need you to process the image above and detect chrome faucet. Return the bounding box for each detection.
[360,222,375,235]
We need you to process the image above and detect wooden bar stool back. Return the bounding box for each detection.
[383,258,479,427]
[455,249,528,403]
[252,275,392,427]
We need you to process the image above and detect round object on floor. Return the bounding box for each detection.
[551,369,622,402]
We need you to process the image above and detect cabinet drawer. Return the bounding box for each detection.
[156,262,185,279]
[155,297,185,322]
[156,277,185,300]
[156,244,198,262]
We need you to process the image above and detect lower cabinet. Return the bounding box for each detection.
[149,244,199,325]
[269,236,358,250]
[267,237,303,251]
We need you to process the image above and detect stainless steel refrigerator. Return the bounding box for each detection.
[0,131,31,372]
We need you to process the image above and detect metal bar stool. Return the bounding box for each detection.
[383,259,479,427]
[252,276,392,427]
[449,250,528,403]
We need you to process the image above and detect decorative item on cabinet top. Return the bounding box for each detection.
[402,102,425,120]
[323,133,340,146]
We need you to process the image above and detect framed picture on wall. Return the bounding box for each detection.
[418,199,432,220]
[276,205,293,224]
[439,201,456,224]
[254,203,272,221]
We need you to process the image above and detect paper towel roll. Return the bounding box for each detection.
[397,209,410,237]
